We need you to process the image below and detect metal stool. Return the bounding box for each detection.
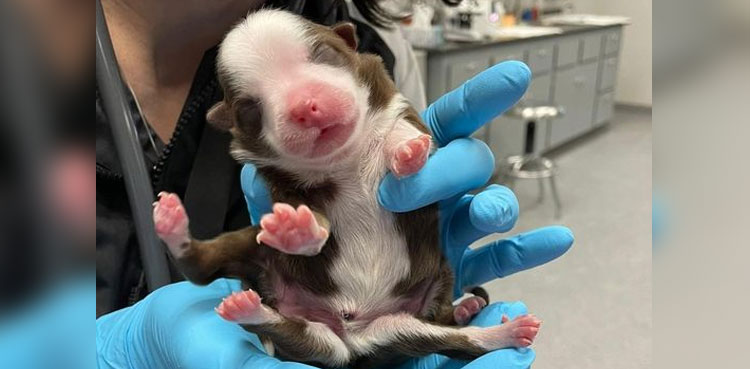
[500,105,564,219]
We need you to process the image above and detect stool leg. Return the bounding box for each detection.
[549,175,562,219]
[537,179,545,204]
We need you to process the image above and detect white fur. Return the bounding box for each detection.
[219,9,371,170]
[347,313,454,354]
[305,322,352,365]
[322,94,415,319]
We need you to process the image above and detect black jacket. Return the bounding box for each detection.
[96,1,395,316]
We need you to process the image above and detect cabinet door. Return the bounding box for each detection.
[581,33,602,62]
[556,38,579,69]
[604,30,622,56]
[594,91,615,126]
[525,73,552,103]
[550,62,598,147]
[599,57,619,91]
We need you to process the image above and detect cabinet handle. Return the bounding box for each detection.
[466,62,477,71]
[574,76,585,86]
[537,49,548,57]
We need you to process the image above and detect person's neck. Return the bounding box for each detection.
[101,0,263,141]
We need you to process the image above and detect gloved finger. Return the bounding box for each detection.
[379,138,494,213]
[421,61,531,147]
[458,226,574,291]
[457,349,535,369]
[241,164,273,225]
[445,185,519,249]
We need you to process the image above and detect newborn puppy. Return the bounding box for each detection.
[153,9,540,368]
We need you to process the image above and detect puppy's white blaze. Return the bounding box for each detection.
[218,9,313,96]
[326,94,414,316]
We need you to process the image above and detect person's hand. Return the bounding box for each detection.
[96,279,534,369]
[97,279,319,369]
[242,61,574,297]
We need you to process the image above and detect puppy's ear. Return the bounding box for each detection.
[332,22,357,50]
[206,101,233,130]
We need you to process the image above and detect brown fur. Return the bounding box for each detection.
[177,16,495,368]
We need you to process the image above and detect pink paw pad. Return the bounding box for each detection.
[390,135,431,177]
[152,192,190,255]
[257,203,328,256]
[215,290,263,324]
[454,296,488,325]
[500,314,542,347]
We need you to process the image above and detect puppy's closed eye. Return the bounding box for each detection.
[310,43,347,67]
[235,98,262,131]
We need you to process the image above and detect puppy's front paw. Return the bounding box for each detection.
[390,135,431,177]
[257,203,328,256]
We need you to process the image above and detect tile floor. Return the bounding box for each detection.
[478,107,652,369]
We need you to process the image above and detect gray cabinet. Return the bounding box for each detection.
[550,62,598,146]
[526,42,554,75]
[556,38,579,68]
[419,25,624,159]
[594,91,615,126]
[599,57,619,91]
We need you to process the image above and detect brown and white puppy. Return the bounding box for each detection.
[153,9,540,368]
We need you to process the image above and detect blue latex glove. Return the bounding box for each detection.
[242,61,575,297]
[96,279,533,369]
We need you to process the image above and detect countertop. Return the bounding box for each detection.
[415,23,625,53]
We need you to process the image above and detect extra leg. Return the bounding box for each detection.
[153,192,262,284]
[216,289,351,367]
[350,313,541,363]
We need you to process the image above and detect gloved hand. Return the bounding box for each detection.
[241,61,575,297]
[96,279,534,369]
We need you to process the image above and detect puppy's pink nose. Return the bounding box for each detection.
[289,98,323,127]
[286,82,354,128]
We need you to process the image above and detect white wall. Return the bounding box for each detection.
[573,0,652,107]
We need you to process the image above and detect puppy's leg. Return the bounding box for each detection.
[216,289,350,367]
[384,108,432,178]
[257,202,329,256]
[153,192,262,284]
[350,313,541,361]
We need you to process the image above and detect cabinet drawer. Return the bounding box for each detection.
[581,33,602,62]
[556,38,579,68]
[490,47,525,65]
[594,91,615,126]
[447,58,489,91]
[524,74,552,103]
[527,43,554,75]
[599,57,618,91]
[604,30,621,55]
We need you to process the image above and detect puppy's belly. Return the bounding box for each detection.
[272,279,436,337]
